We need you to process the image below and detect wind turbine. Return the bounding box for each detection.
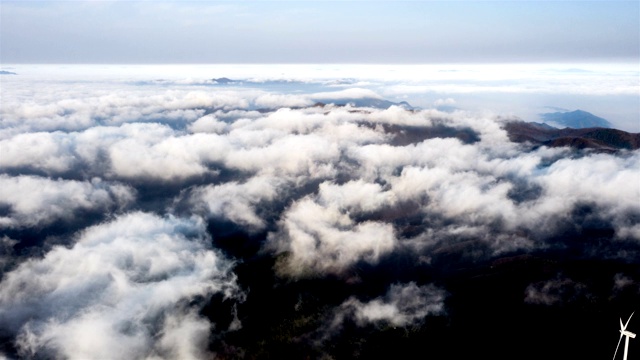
[614,312,636,360]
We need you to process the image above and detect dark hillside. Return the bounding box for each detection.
[504,121,640,152]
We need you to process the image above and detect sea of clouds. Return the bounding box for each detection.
[0,64,638,359]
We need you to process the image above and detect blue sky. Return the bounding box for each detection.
[1,1,638,64]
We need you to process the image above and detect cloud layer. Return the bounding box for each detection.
[0,66,638,359]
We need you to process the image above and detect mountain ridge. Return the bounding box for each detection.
[504,120,640,152]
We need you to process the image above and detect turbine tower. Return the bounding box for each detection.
[614,312,636,360]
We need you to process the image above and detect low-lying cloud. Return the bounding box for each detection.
[0,175,134,229]
[269,195,397,277]
[334,282,447,328]
[1,66,638,358]
[0,212,241,359]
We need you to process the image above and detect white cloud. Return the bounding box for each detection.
[0,123,234,181]
[225,133,340,178]
[0,212,242,359]
[187,175,284,230]
[0,84,250,137]
[269,196,396,277]
[317,180,394,214]
[515,152,640,238]
[0,175,135,229]
[187,114,229,134]
[329,282,446,330]
[352,283,446,326]
[368,105,436,126]
[0,132,78,173]
[107,133,218,181]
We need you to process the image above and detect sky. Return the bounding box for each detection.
[1,0,639,64]
[1,2,640,358]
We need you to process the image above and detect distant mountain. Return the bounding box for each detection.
[349,98,414,109]
[540,109,612,129]
[211,77,236,84]
[504,120,640,152]
[0,70,17,75]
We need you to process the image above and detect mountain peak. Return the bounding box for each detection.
[540,109,612,129]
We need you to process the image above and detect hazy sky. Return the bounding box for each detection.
[1,1,639,64]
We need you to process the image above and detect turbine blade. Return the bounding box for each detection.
[621,318,625,330]
[624,312,635,329]
[613,334,623,360]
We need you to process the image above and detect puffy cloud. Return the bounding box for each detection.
[225,133,341,179]
[0,132,78,173]
[529,152,640,235]
[93,125,234,182]
[330,282,446,329]
[186,175,284,230]
[106,132,223,181]
[269,196,396,277]
[366,105,435,127]
[240,107,330,134]
[393,166,517,225]
[316,180,394,214]
[0,123,232,181]
[187,114,229,134]
[0,175,135,229]
[0,212,242,359]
